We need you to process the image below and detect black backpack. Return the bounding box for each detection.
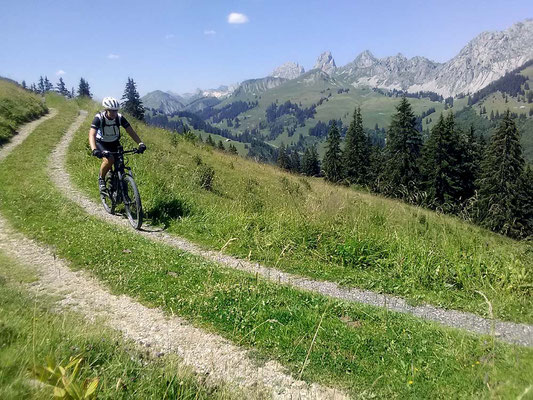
[99,111,121,139]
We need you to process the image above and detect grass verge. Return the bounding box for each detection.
[0,94,532,398]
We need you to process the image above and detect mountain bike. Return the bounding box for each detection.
[100,146,143,230]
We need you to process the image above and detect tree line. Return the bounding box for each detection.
[278,97,532,239]
[21,76,145,121]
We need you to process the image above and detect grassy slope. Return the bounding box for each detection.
[0,251,236,400]
[0,78,48,144]
[1,94,532,398]
[69,100,533,324]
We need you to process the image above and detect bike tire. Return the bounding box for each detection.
[122,174,143,230]
[100,173,115,215]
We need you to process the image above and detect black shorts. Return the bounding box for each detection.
[96,140,120,154]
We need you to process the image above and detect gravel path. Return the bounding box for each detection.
[0,110,349,400]
[50,110,533,348]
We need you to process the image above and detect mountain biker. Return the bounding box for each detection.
[89,97,146,193]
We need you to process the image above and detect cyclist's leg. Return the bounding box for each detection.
[96,140,118,178]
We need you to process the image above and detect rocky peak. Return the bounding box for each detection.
[314,51,336,75]
[270,62,305,80]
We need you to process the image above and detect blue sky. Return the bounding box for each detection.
[1,0,532,100]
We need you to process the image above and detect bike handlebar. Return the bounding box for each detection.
[102,148,139,157]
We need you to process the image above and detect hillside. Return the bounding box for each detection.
[0,90,532,398]
[0,77,48,144]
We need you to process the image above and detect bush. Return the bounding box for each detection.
[195,164,215,191]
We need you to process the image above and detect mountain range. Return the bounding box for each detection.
[142,19,533,112]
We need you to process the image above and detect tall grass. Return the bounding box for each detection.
[67,101,533,324]
[0,79,48,144]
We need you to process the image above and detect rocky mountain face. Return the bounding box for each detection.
[314,51,337,74]
[233,76,287,96]
[270,62,305,80]
[337,19,533,97]
[410,19,533,96]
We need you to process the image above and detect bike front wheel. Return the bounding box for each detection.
[122,174,143,230]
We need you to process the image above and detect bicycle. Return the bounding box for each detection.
[100,146,143,230]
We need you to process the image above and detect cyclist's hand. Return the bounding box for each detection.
[138,143,146,154]
[92,149,103,158]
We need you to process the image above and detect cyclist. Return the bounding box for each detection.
[89,97,146,193]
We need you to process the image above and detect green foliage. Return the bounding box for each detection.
[475,110,527,238]
[31,355,99,399]
[383,97,423,196]
[420,113,464,210]
[322,121,343,183]
[121,77,144,120]
[77,78,91,98]
[195,163,216,191]
[343,107,370,184]
[277,142,290,170]
[301,145,320,176]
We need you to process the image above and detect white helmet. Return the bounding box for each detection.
[102,97,120,110]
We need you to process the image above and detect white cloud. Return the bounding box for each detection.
[107,54,120,60]
[228,12,249,24]
[165,34,175,40]
[204,30,216,36]
[56,70,66,76]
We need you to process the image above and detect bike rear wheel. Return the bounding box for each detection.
[100,173,115,214]
[122,174,143,229]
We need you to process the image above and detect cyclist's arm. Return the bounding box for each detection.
[89,127,98,151]
[124,125,142,145]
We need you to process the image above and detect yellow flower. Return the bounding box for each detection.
[408,380,414,385]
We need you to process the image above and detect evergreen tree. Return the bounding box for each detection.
[228,143,238,155]
[77,78,92,98]
[420,113,464,208]
[44,76,53,91]
[322,121,343,183]
[476,110,525,236]
[71,87,75,98]
[121,77,145,120]
[21,80,27,89]
[302,146,320,176]
[343,107,370,184]
[513,165,533,238]
[38,76,45,94]
[205,135,215,146]
[383,97,423,195]
[30,83,37,93]
[217,140,225,151]
[289,150,301,173]
[277,143,290,170]
[56,77,68,96]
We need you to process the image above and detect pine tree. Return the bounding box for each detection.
[460,125,485,201]
[277,143,290,170]
[44,76,53,91]
[205,135,215,147]
[217,140,225,151]
[322,121,343,183]
[513,165,533,238]
[420,113,464,208]
[343,107,370,184]
[21,80,26,89]
[289,150,301,173]
[77,78,92,98]
[56,77,68,96]
[302,146,320,176]
[121,77,145,120]
[476,110,525,236]
[38,76,45,94]
[383,97,423,195]
[30,83,37,93]
[71,87,75,98]
[228,143,238,154]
